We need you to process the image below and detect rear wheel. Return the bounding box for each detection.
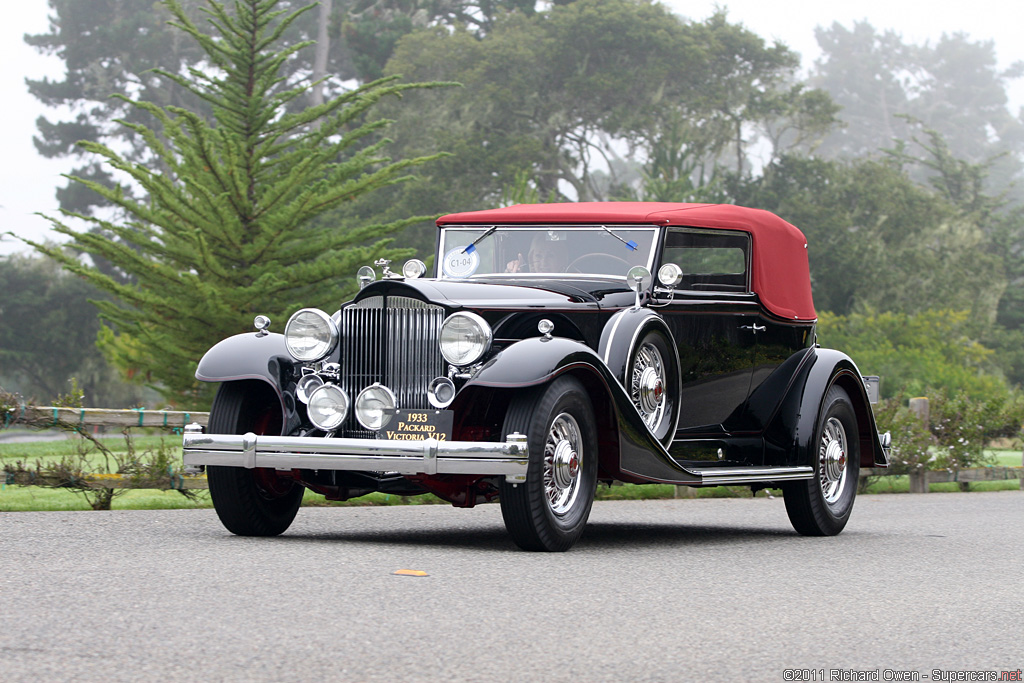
[499,376,598,551]
[783,385,859,536]
[206,382,303,537]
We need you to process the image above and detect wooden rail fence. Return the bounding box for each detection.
[3,405,208,430]
[2,406,209,491]
[3,406,1022,493]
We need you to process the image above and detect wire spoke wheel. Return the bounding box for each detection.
[783,385,859,536]
[818,417,849,504]
[206,381,304,537]
[543,413,584,515]
[630,341,666,434]
[499,376,598,551]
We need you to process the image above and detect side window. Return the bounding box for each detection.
[662,229,750,292]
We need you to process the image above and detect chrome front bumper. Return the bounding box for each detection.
[181,424,529,483]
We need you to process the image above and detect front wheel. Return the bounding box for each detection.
[782,385,859,536]
[206,382,304,537]
[499,376,599,551]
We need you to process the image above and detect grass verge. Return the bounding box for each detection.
[2,435,1020,511]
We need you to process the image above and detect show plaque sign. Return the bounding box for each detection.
[379,409,454,441]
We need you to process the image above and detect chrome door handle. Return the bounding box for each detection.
[740,324,766,332]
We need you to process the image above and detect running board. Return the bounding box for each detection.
[687,465,814,486]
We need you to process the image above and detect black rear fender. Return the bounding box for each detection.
[767,348,887,469]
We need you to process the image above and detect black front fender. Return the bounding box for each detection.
[463,337,700,484]
[468,337,600,388]
[195,332,293,406]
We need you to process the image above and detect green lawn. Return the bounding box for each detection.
[2,432,1020,511]
[0,432,171,463]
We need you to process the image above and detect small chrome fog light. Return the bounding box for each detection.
[427,376,456,409]
[657,263,683,287]
[295,374,324,404]
[357,265,376,289]
[402,259,427,279]
[307,384,349,431]
[355,383,397,431]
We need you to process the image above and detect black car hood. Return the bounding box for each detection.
[352,277,636,310]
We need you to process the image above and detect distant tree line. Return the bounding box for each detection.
[4,0,1023,407]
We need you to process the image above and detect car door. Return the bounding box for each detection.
[657,228,760,436]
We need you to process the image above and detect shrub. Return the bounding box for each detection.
[873,388,1024,475]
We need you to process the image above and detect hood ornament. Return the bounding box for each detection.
[375,258,403,279]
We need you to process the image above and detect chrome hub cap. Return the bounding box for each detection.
[631,342,666,433]
[551,440,579,489]
[819,417,849,504]
[544,413,583,515]
[639,367,664,414]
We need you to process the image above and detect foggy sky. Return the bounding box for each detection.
[3,0,1023,257]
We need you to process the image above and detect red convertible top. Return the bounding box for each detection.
[437,202,816,321]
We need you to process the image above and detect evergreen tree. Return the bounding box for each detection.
[15,0,446,406]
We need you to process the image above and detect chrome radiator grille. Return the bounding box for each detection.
[338,295,446,434]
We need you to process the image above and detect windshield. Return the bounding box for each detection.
[438,225,658,279]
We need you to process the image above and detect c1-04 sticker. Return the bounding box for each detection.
[442,246,480,278]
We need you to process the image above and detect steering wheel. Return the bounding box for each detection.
[566,252,631,274]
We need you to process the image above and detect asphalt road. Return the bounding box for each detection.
[1,492,1021,682]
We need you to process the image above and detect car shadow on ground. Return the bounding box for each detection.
[579,521,796,549]
[252,520,797,552]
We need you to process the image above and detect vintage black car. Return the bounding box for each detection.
[183,202,890,551]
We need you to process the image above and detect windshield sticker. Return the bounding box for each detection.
[442,246,480,278]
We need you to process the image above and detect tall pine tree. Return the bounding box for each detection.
[17,0,446,406]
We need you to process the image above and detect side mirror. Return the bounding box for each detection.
[626,265,652,308]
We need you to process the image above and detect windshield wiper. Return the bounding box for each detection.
[600,225,639,252]
[462,225,498,254]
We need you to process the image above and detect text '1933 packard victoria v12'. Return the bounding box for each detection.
[183,202,891,551]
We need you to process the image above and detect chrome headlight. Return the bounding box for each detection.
[284,308,338,362]
[307,384,349,431]
[439,311,492,366]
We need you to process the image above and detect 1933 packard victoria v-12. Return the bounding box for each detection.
[183,202,891,551]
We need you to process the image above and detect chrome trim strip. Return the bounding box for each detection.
[183,430,528,478]
[601,311,629,366]
[689,465,814,485]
